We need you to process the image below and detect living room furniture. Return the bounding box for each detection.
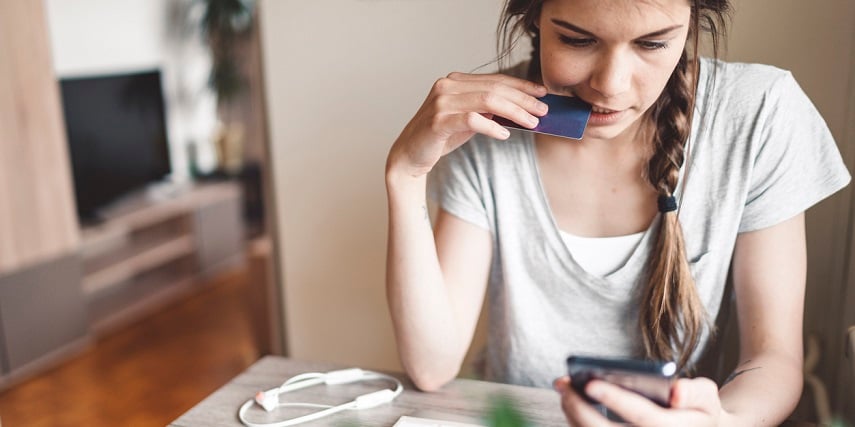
[81,182,245,335]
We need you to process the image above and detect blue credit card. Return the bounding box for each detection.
[494,94,592,140]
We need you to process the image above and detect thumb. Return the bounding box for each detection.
[553,376,571,393]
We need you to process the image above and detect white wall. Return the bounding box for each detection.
[260,0,508,371]
[45,0,219,180]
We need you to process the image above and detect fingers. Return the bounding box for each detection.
[429,73,549,131]
[586,377,722,427]
[554,376,615,427]
[445,71,548,97]
[431,111,510,141]
[553,376,571,391]
[585,380,668,426]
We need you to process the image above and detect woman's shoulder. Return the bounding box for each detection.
[440,132,532,177]
[702,57,791,78]
[700,58,798,101]
[431,132,535,201]
[698,58,811,124]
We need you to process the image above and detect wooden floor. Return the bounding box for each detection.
[0,267,259,427]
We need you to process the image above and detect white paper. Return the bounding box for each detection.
[393,415,486,427]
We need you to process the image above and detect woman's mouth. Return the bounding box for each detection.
[591,105,618,114]
[588,105,627,125]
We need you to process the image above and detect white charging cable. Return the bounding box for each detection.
[237,368,404,427]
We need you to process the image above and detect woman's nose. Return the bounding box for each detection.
[589,50,631,98]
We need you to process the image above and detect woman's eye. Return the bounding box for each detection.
[637,40,668,50]
[558,35,595,48]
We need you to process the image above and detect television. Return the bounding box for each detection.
[59,70,171,222]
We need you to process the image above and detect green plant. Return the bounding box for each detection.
[484,395,532,427]
[198,0,255,105]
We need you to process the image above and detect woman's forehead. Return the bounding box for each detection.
[541,0,691,37]
[542,0,690,19]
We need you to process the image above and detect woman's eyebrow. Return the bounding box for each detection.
[550,18,683,39]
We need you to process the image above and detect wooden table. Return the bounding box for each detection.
[170,356,567,426]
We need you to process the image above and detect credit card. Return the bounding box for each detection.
[494,94,592,140]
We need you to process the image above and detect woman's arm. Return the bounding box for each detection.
[718,213,807,426]
[385,185,492,390]
[385,73,547,391]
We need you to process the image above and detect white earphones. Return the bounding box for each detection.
[237,368,404,427]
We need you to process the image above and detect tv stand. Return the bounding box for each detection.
[79,181,244,335]
[142,179,193,201]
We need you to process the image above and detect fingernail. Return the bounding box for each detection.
[537,101,548,113]
[528,116,539,127]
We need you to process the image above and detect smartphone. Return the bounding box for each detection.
[566,355,677,408]
[493,94,591,140]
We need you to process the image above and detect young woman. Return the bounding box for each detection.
[385,0,849,425]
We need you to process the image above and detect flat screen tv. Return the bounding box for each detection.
[59,70,171,222]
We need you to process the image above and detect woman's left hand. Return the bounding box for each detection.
[553,376,729,427]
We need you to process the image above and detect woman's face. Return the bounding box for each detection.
[537,0,691,141]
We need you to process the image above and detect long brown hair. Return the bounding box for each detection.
[498,0,731,370]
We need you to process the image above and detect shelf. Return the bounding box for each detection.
[82,235,196,294]
[77,181,245,337]
[87,259,198,335]
[97,182,240,229]
[79,223,130,259]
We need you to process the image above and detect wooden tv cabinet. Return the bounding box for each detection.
[79,181,245,335]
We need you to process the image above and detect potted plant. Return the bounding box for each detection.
[198,0,256,176]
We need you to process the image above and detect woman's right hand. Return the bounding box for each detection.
[386,72,549,179]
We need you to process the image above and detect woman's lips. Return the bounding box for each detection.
[591,105,618,114]
[588,105,628,125]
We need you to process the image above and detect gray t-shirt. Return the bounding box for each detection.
[430,58,851,388]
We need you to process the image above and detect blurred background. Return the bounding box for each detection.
[0,0,852,425]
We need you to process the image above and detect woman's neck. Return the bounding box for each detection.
[535,117,651,167]
[533,118,658,237]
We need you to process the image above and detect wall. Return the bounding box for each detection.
[724,0,855,420]
[45,0,219,180]
[260,0,509,370]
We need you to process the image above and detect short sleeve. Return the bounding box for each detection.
[738,72,850,233]
[428,142,491,230]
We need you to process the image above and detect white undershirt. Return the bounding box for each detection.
[559,230,645,277]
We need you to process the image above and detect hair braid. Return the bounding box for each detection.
[639,50,708,370]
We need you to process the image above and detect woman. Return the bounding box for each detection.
[385,0,850,425]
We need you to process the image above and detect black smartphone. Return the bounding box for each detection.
[566,355,677,408]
